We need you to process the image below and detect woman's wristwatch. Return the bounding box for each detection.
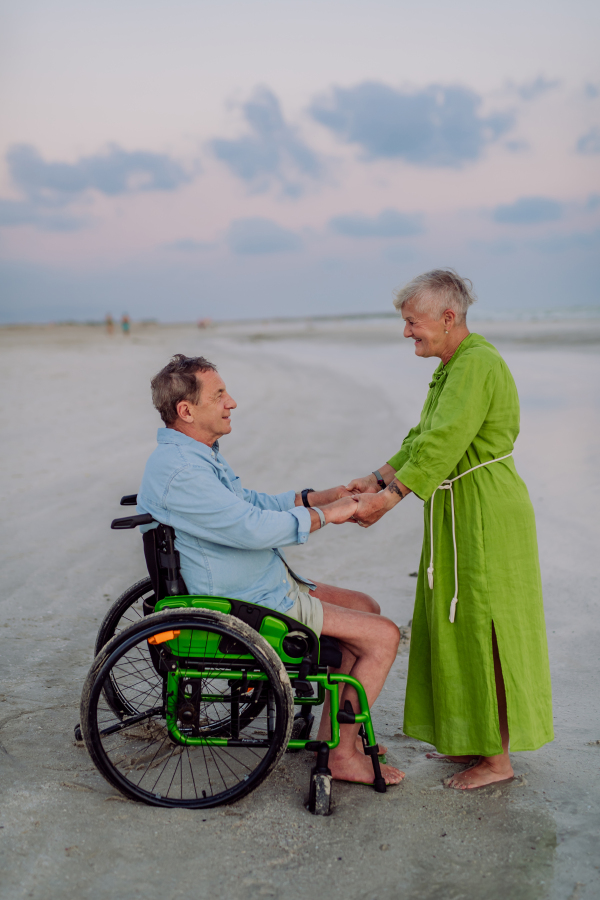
[301,488,315,508]
[372,470,386,490]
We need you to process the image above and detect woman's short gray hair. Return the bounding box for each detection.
[393,269,477,324]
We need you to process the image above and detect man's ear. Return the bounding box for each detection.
[175,399,194,423]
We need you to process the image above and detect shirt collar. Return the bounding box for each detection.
[157,428,220,459]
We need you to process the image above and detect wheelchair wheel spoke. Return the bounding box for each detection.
[81,609,293,807]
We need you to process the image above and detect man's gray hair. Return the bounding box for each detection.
[393,269,477,324]
[151,354,217,426]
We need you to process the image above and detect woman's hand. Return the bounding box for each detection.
[346,474,379,495]
[352,478,410,527]
[346,463,396,495]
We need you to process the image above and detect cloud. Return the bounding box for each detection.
[211,88,323,197]
[0,198,86,231]
[226,217,302,254]
[584,83,599,99]
[586,194,600,211]
[492,196,563,224]
[7,143,192,201]
[531,229,600,253]
[514,76,561,101]
[329,209,423,238]
[0,143,192,231]
[576,127,600,155]
[309,82,513,167]
[165,239,214,252]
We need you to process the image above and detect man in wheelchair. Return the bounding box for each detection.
[136,353,404,788]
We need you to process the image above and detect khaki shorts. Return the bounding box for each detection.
[284,568,324,637]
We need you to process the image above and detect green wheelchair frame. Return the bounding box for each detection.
[78,496,387,815]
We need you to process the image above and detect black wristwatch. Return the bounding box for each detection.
[301,488,315,508]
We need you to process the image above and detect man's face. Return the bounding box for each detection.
[179,369,237,444]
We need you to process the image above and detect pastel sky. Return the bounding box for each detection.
[1,0,599,322]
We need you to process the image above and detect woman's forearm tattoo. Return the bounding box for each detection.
[387,482,404,500]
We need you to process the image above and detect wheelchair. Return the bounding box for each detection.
[78,494,388,815]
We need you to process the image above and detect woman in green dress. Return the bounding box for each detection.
[348,269,553,789]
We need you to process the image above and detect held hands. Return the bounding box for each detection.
[346,473,380,495]
[323,495,360,525]
[351,491,394,528]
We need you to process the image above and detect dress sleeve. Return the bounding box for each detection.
[393,352,497,501]
[386,421,423,474]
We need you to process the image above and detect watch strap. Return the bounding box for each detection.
[301,488,315,508]
[312,507,326,528]
[373,470,386,490]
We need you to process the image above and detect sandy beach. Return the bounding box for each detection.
[1,317,599,900]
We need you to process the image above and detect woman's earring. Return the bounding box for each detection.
[445,330,449,334]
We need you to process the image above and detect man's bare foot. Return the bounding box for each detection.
[444,757,514,790]
[426,752,480,764]
[356,738,388,755]
[329,749,404,785]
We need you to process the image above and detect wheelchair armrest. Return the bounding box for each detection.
[120,494,138,506]
[111,513,155,530]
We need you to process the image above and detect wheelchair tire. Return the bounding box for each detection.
[95,577,155,656]
[95,579,268,733]
[80,608,294,808]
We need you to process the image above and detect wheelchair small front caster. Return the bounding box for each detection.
[74,723,83,742]
[288,709,315,752]
[308,742,332,816]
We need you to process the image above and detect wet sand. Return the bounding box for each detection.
[1,319,599,900]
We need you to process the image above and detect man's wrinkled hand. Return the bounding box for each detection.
[324,496,360,524]
[345,474,379,495]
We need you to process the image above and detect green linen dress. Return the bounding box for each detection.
[388,333,553,755]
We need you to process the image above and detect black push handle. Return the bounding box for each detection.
[111,513,155,530]
[120,494,138,506]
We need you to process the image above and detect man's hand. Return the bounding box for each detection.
[309,496,358,531]
[296,485,353,508]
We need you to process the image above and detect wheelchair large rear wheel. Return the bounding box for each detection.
[80,609,294,808]
[94,581,267,733]
[95,577,155,655]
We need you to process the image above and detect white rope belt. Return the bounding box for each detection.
[426,453,513,624]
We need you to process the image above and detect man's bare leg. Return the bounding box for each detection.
[444,627,514,789]
[314,600,404,785]
[310,582,387,754]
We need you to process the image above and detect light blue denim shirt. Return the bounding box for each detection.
[137,428,314,612]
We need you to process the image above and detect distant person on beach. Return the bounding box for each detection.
[137,354,404,787]
[105,313,114,335]
[121,314,130,335]
[348,269,553,790]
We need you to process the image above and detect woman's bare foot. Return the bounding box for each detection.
[426,752,480,764]
[329,748,405,785]
[444,756,514,790]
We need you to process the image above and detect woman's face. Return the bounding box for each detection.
[402,298,447,358]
